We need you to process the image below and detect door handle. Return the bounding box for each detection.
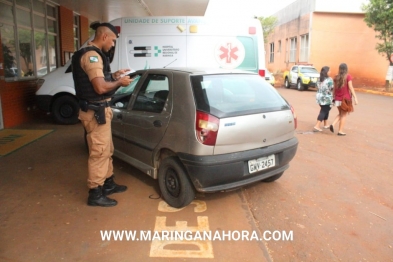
[153,120,162,127]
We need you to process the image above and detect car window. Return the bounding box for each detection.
[111,93,133,109]
[132,74,169,113]
[291,66,298,72]
[115,74,142,95]
[300,67,318,74]
[191,74,289,118]
[112,73,143,109]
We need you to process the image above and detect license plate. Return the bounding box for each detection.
[248,155,275,174]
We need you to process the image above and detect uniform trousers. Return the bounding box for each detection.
[79,107,114,189]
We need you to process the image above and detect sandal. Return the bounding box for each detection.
[313,127,322,132]
[337,132,346,136]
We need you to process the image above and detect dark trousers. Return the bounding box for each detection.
[317,105,332,121]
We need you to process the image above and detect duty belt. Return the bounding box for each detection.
[79,99,111,112]
[88,100,111,108]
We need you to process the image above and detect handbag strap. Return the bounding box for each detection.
[346,76,352,99]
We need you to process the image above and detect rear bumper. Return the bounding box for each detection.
[35,95,52,112]
[178,137,298,192]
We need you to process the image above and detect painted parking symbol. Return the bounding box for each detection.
[150,200,214,258]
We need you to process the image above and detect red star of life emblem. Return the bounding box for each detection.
[219,43,239,64]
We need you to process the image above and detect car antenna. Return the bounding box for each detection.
[163,59,177,68]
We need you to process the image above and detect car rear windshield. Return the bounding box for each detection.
[191,74,289,118]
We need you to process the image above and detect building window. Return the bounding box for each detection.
[300,34,309,62]
[290,37,297,63]
[1,2,17,78]
[73,14,80,51]
[269,42,274,63]
[285,38,289,62]
[0,0,59,80]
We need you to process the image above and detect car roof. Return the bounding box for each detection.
[298,65,316,68]
[134,67,257,76]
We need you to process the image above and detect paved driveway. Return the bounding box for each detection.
[244,88,393,261]
[0,88,392,261]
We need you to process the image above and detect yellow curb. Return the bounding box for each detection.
[355,88,393,97]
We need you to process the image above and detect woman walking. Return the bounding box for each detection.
[330,63,359,136]
[313,66,334,131]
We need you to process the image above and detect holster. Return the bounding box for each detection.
[94,106,106,125]
[79,99,107,124]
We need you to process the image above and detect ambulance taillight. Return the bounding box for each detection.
[259,70,265,77]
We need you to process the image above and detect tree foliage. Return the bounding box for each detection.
[362,0,393,65]
[257,16,278,44]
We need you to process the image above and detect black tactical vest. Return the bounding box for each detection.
[72,46,116,101]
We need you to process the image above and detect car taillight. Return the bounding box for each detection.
[290,105,297,129]
[195,111,219,146]
[258,69,265,77]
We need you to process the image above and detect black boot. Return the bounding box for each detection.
[87,186,117,207]
[103,175,127,196]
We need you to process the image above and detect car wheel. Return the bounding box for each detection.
[158,157,195,208]
[297,79,304,91]
[284,77,290,89]
[52,95,80,125]
[262,172,283,183]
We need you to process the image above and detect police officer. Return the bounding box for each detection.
[72,22,133,207]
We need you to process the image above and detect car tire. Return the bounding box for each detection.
[297,79,304,91]
[52,95,80,125]
[158,157,195,208]
[284,77,290,89]
[262,172,283,183]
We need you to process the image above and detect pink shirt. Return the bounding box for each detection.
[334,74,352,101]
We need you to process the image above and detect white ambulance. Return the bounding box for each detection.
[35,16,266,124]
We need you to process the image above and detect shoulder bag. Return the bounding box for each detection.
[340,79,354,112]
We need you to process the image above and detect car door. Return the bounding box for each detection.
[290,66,298,84]
[111,73,144,153]
[121,71,173,166]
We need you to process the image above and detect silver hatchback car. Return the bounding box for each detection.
[110,68,298,208]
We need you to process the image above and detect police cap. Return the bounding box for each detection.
[90,21,119,38]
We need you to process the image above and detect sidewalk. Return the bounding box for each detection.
[355,87,393,97]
